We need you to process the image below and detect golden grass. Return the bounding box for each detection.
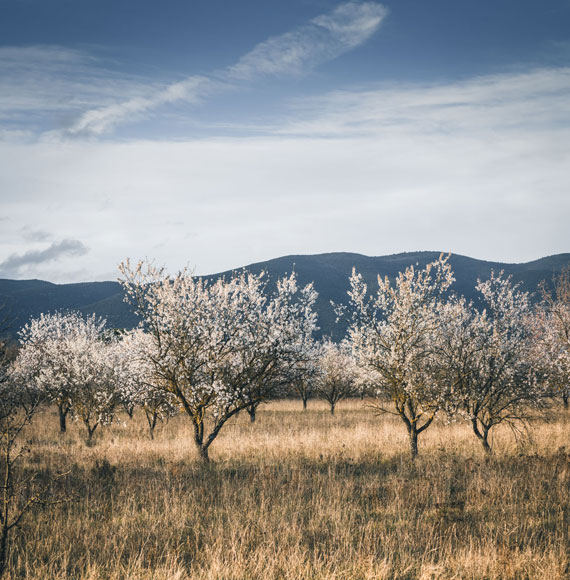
[5,399,570,579]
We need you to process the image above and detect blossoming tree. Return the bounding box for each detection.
[434,273,547,453]
[119,260,318,462]
[535,268,570,409]
[314,339,358,415]
[16,312,117,440]
[112,329,179,439]
[344,254,455,458]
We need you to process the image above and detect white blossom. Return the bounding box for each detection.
[344,254,455,458]
[119,260,318,461]
[15,311,117,439]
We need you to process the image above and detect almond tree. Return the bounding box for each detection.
[435,274,547,453]
[292,375,315,411]
[16,312,95,433]
[16,312,117,441]
[289,340,321,410]
[344,254,454,459]
[535,268,570,409]
[234,275,318,423]
[314,340,358,415]
[112,329,178,439]
[119,261,318,462]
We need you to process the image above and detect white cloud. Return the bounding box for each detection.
[227,2,387,79]
[275,67,570,137]
[63,1,387,136]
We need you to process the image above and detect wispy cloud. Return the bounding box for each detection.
[63,1,387,136]
[0,239,89,278]
[274,67,570,137]
[0,45,155,132]
[67,76,213,136]
[227,2,387,79]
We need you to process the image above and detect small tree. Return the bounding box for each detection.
[0,342,43,577]
[290,341,320,410]
[112,330,178,440]
[536,268,570,409]
[119,261,318,462]
[315,340,357,415]
[16,312,117,441]
[344,254,454,459]
[436,274,546,453]
[292,376,315,411]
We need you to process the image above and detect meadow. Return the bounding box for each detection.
[6,399,570,580]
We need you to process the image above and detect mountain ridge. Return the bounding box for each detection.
[2,252,569,339]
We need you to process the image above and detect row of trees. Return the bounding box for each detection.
[3,256,570,462]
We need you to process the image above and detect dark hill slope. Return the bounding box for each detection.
[214,252,570,338]
[0,279,131,336]
[1,252,569,339]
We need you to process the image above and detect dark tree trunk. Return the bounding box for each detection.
[480,431,492,454]
[330,402,335,416]
[58,403,69,433]
[409,429,418,460]
[247,403,256,423]
[145,411,158,440]
[302,397,308,411]
[563,392,569,410]
[0,522,7,579]
[472,418,492,454]
[198,444,210,463]
[399,399,429,460]
[84,421,98,442]
[189,404,243,464]
[192,415,210,463]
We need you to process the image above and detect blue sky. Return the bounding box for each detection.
[1,0,569,281]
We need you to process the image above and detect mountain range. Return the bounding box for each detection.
[1,252,569,340]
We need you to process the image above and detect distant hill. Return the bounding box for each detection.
[1,252,569,340]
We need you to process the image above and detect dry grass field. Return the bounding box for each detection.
[5,399,570,579]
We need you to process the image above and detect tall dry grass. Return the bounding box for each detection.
[4,399,570,579]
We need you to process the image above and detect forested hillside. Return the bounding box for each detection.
[1,252,569,338]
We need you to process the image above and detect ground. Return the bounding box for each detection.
[6,399,570,579]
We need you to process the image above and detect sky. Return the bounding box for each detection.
[1,0,569,283]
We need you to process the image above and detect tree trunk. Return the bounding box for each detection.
[302,397,308,411]
[399,400,423,460]
[146,411,158,440]
[198,444,210,463]
[563,392,569,410]
[480,431,492,454]
[247,404,256,423]
[472,418,492,454]
[0,522,7,579]
[58,403,68,433]
[85,421,98,443]
[409,429,418,460]
[330,402,335,416]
